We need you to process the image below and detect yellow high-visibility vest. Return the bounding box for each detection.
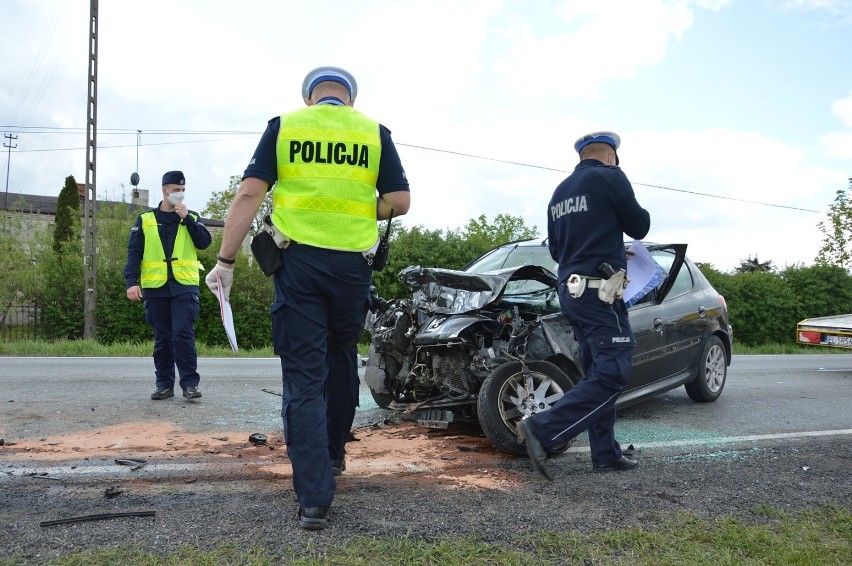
[272,104,381,251]
[140,211,202,287]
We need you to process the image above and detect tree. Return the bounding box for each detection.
[40,233,84,340]
[202,175,272,234]
[724,271,799,346]
[462,214,540,260]
[0,212,38,328]
[816,178,852,270]
[697,263,733,298]
[371,214,540,300]
[53,175,80,253]
[370,224,465,299]
[735,255,774,273]
[781,263,852,321]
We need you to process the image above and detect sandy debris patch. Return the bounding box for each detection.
[345,423,520,490]
[2,421,521,490]
[1,422,273,462]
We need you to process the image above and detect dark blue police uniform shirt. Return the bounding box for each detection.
[547,159,650,284]
[123,204,213,298]
[242,97,410,196]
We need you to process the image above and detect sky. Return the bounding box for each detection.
[1,0,851,273]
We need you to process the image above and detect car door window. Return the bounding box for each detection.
[668,262,693,297]
[649,249,692,299]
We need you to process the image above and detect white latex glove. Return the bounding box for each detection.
[206,263,234,302]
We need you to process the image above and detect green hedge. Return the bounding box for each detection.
[699,264,852,346]
[5,205,852,350]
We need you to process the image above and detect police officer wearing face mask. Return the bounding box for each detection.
[124,171,212,401]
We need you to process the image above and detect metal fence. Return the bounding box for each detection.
[0,304,46,341]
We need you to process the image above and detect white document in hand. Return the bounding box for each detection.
[623,240,668,308]
[216,270,238,352]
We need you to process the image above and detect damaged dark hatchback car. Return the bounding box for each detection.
[365,239,733,455]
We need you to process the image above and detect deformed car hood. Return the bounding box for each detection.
[399,265,557,315]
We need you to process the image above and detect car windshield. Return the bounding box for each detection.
[463,242,679,304]
[464,244,557,297]
[465,243,557,275]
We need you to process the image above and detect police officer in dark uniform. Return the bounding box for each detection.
[518,131,650,480]
[206,67,410,530]
[124,171,212,401]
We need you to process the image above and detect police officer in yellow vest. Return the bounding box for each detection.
[206,67,410,530]
[125,171,212,401]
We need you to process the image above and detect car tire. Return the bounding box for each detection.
[684,335,727,402]
[370,388,394,409]
[477,360,573,456]
[365,344,397,409]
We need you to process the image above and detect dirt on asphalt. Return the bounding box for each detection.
[1,419,851,564]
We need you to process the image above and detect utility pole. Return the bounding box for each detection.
[82,0,98,340]
[3,133,16,210]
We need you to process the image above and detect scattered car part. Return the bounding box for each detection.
[249,433,268,445]
[40,511,155,527]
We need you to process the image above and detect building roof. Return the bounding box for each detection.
[1,192,225,228]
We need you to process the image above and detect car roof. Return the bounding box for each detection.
[499,239,673,249]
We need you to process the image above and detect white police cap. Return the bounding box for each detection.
[574,131,621,154]
[301,66,358,102]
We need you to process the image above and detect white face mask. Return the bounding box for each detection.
[167,192,185,206]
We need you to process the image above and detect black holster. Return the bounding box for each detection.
[250,231,283,277]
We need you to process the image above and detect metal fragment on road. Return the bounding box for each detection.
[114,458,147,471]
[40,511,155,527]
[104,487,123,498]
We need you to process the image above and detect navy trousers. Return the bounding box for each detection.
[271,243,371,509]
[144,293,201,390]
[531,284,635,467]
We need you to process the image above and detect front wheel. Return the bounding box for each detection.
[364,344,397,409]
[684,335,727,402]
[477,361,573,455]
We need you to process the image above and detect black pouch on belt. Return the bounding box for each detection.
[250,230,283,277]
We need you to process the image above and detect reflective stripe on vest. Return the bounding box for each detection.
[273,105,380,251]
[140,211,202,288]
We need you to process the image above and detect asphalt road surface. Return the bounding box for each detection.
[2,354,850,450]
[1,354,850,564]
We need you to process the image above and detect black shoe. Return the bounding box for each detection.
[594,455,639,473]
[298,506,329,530]
[518,418,552,481]
[182,386,201,399]
[332,457,346,476]
[151,387,174,400]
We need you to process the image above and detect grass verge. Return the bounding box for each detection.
[2,505,848,566]
[0,338,275,358]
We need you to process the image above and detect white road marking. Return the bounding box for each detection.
[563,428,852,453]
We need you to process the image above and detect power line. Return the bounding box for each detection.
[0,126,824,214]
[628,183,820,213]
[9,136,258,152]
[0,125,260,135]
[396,143,822,213]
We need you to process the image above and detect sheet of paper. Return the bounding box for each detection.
[216,270,238,352]
[624,240,668,308]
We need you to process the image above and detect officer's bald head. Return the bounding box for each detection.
[580,142,617,165]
